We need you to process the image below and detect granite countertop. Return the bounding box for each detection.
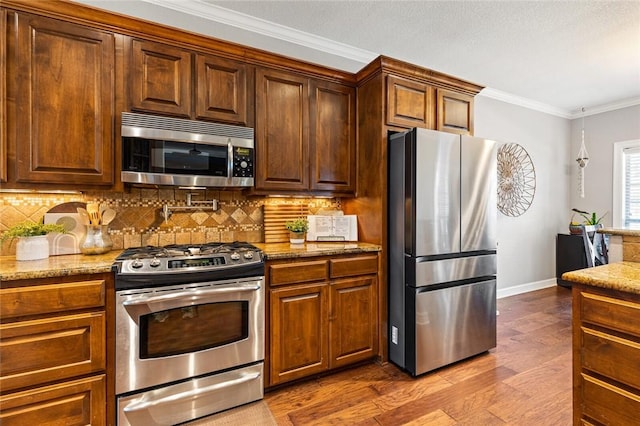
[562,261,640,295]
[0,251,120,282]
[0,242,381,282]
[254,241,381,260]
[599,228,640,237]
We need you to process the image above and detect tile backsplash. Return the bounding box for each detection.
[0,188,339,256]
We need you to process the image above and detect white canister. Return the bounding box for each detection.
[16,235,50,261]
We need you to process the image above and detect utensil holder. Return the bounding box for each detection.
[79,225,113,255]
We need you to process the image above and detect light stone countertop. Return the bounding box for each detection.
[599,228,640,237]
[1,242,382,282]
[254,241,381,260]
[562,261,640,295]
[0,251,120,282]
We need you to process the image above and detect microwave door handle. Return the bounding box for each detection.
[227,139,233,180]
[122,283,261,309]
[123,371,261,413]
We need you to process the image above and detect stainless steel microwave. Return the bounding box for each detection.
[121,112,254,188]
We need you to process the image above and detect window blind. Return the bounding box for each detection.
[624,147,640,229]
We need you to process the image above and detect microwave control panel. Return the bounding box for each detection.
[233,147,254,178]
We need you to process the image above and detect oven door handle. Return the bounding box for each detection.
[123,371,261,413]
[123,283,261,307]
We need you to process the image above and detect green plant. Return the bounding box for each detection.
[571,208,607,226]
[285,218,309,233]
[1,220,66,244]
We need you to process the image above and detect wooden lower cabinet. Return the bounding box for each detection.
[572,284,640,425]
[0,274,113,426]
[267,253,378,387]
[0,375,106,426]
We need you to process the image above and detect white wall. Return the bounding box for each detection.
[474,96,571,297]
[569,105,640,224]
[475,99,640,297]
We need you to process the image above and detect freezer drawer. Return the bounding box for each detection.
[411,280,496,376]
[410,254,496,287]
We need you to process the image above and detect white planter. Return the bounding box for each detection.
[289,231,306,244]
[16,235,50,261]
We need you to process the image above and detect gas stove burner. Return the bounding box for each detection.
[116,242,260,261]
[113,241,264,285]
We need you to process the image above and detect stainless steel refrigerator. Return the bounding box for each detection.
[388,127,497,376]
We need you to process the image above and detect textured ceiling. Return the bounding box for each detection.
[75,0,640,118]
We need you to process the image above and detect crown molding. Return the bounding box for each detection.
[141,0,376,65]
[569,97,640,119]
[477,88,573,119]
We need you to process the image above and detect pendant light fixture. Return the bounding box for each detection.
[576,107,589,198]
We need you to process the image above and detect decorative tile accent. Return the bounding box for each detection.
[0,191,340,255]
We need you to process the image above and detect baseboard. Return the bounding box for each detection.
[497,278,557,299]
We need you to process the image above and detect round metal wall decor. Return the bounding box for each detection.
[497,143,536,217]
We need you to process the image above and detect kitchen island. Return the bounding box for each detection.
[563,262,640,425]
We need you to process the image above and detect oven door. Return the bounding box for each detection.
[115,277,264,395]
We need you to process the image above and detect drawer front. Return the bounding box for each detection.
[582,327,640,389]
[269,260,328,287]
[0,312,106,392]
[330,255,378,279]
[0,280,105,319]
[581,291,640,337]
[0,375,106,426]
[581,373,640,425]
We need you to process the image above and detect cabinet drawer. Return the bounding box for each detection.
[0,311,106,392]
[581,373,640,425]
[582,327,640,389]
[330,255,378,279]
[581,291,640,337]
[0,374,106,426]
[0,280,105,319]
[269,260,328,286]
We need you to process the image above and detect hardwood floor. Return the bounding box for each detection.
[264,285,573,425]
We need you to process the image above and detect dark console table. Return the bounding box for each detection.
[556,233,589,288]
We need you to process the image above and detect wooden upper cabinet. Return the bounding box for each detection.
[255,67,309,192]
[1,8,6,183]
[437,89,474,135]
[386,74,435,129]
[130,39,192,117]
[195,54,248,125]
[11,13,114,185]
[310,80,356,195]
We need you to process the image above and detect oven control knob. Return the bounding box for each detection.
[230,252,241,261]
[131,259,144,269]
[244,251,254,259]
[149,257,161,268]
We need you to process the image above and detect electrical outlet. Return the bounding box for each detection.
[391,326,398,344]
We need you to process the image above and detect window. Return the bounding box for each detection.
[613,140,640,228]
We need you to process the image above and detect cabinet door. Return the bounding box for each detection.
[255,67,309,192]
[0,311,106,393]
[437,89,474,135]
[310,80,356,195]
[12,13,114,185]
[195,54,248,125]
[269,283,328,385]
[0,375,106,426]
[130,39,192,117]
[329,276,377,368]
[1,8,6,183]
[386,74,435,129]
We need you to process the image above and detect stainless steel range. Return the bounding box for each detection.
[112,242,265,426]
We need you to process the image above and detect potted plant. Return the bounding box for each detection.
[285,218,309,244]
[1,220,66,261]
[570,208,607,235]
